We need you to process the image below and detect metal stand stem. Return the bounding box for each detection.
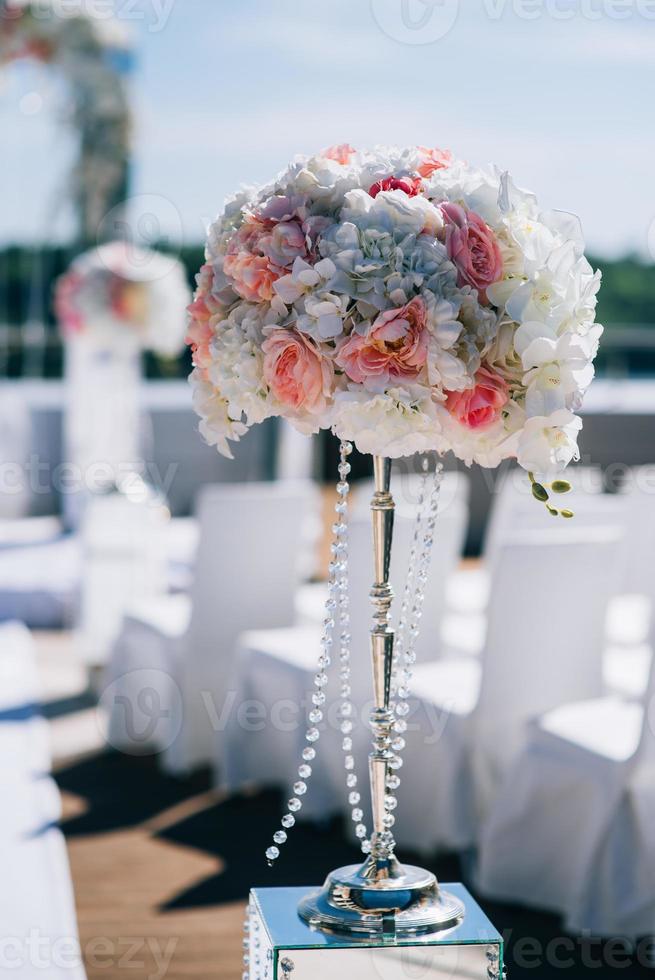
[298,457,466,938]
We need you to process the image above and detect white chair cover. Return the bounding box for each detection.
[0,622,86,979]
[76,490,169,666]
[104,481,317,774]
[447,465,605,617]
[393,526,623,856]
[0,536,80,629]
[478,621,655,937]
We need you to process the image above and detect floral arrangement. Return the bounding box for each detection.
[55,242,191,357]
[187,144,602,483]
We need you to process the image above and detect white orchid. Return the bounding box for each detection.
[517,409,583,476]
[514,320,601,415]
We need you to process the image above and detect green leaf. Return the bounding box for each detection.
[551,480,572,494]
[547,506,559,516]
[561,509,574,519]
[531,483,549,502]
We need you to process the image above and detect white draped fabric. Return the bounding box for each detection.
[0,622,86,979]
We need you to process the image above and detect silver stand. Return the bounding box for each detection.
[298,457,466,938]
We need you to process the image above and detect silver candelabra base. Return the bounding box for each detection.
[298,858,465,937]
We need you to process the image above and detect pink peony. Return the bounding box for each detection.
[440,202,503,303]
[416,146,452,178]
[336,297,429,387]
[262,328,333,415]
[323,144,356,165]
[368,175,423,199]
[445,366,509,430]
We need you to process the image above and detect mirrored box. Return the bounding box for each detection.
[248,884,504,980]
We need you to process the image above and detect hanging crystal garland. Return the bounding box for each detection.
[382,458,444,831]
[264,449,445,866]
[265,440,366,865]
[334,443,369,852]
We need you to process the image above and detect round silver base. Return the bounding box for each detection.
[298,857,466,938]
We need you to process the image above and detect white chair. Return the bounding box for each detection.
[392,526,623,856]
[477,620,655,937]
[0,622,87,980]
[447,465,605,619]
[604,467,655,700]
[104,480,317,774]
[76,489,170,667]
[222,489,468,819]
[0,536,80,629]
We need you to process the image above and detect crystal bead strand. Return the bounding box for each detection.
[334,442,370,852]
[264,441,353,867]
[383,461,443,828]
[389,458,431,705]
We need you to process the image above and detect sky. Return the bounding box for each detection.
[2,0,655,258]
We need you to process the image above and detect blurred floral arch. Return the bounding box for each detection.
[0,0,132,245]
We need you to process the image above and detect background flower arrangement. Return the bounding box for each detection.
[187,144,602,484]
[56,241,191,356]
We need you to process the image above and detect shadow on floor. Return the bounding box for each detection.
[55,751,655,979]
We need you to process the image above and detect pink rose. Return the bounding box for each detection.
[368,175,423,199]
[336,297,429,387]
[416,146,452,178]
[322,144,356,165]
[263,328,333,415]
[445,366,509,430]
[186,315,214,380]
[440,202,503,303]
[223,251,279,303]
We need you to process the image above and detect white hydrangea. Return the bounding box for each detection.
[333,386,445,459]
